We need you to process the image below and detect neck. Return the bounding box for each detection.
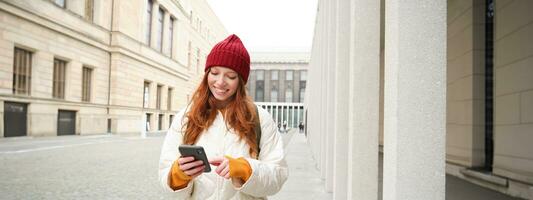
[214,99,231,110]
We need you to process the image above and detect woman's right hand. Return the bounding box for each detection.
[177,156,206,178]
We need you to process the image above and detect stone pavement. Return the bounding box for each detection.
[270,129,333,200]
[0,130,525,199]
[271,129,524,200]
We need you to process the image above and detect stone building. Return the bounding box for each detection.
[246,52,308,129]
[247,52,308,103]
[0,0,227,137]
[306,0,533,199]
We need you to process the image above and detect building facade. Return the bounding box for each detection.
[306,0,532,199]
[0,0,227,137]
[246,52,308,128]
[247,52,308,103]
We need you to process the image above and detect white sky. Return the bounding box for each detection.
[206,0,318,52]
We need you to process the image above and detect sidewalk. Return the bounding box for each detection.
[271,130,524,200]
[270,130,332,200]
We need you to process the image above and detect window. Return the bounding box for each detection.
[156,8,164,51]
[271,70,278,80]
[169,115,174,128]
[286,70,293,81]
[189,11,193,25]
[196,48,201,73]
[299,82,306,103]
[53,59,67,99]
[158,114,163,130]
[85,0,94,21]
[300,70,307,81]
[285,82,293,102]
[143,81,150,108]
[199,20,202,34]
[146,113,152,131]
[144,0,153,45]
[167,87,173,110]
[187,42,192,69]
[256,70,264,80]
[54,0,66,8]
[285,89,293,102]
[271,86,278,102]
[156,84,162,110]
[300,88,305,102]
[81,67,92,102]
[12,48,32,95]
[255,81,264,102]
[165,17,175,56]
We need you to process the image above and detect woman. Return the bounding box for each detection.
[158,34,288,199]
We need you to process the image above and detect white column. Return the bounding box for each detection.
[333,0,350,198]
[281,104,285,127]
[316,0,329,179]
[314,0,329,179]
[348,0,380,199]
[291,105,294,127]
[273,105,277,124]
[325,0,338,192]
[296,106,300,128]
[383,1,446,199]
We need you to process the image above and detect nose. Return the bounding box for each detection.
[214,75,226,87]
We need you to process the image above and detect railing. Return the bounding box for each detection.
[255,102,305,129]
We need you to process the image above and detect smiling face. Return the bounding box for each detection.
[207,66,240,104]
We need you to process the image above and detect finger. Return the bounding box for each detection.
[209,157,224,166]
[187,165,206,177]
[178,156,195,165]
[215,160,228,174]
[180,160,204,171]
[220,164,230,179]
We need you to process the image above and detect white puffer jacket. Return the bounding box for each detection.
[158,105,288,200]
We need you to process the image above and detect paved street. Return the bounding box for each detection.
[0,134,171,199]
[0,130,526,199]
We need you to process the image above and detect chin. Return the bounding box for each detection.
[214,95,229,101]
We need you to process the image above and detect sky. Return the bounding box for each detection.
[205,0,318,53]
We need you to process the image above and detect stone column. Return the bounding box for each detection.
[348,0,380,199]
[383,1,446,199]
[324,0,337,192]
[319,0,328,179]
[280,105,283,125]
[333,0,350,198]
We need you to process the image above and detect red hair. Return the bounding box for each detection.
[182,72,259,158]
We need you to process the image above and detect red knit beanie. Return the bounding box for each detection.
[205,34,251,83]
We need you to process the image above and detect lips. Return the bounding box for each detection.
[213,88,229,96]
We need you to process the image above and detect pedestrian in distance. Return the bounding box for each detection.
[158,34,288,199]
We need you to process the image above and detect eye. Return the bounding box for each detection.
[228,76,237,80]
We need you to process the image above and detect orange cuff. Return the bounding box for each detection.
[168,160,192,190]
[225,155,252,182]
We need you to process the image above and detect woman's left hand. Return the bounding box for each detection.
[209,156,230,179]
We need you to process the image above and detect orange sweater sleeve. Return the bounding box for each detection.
[168,160,192,190]
[225,155,253,182]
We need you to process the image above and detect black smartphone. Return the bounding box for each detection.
[178,145,211,172]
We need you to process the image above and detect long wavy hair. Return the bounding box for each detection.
[182,70,259,158]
